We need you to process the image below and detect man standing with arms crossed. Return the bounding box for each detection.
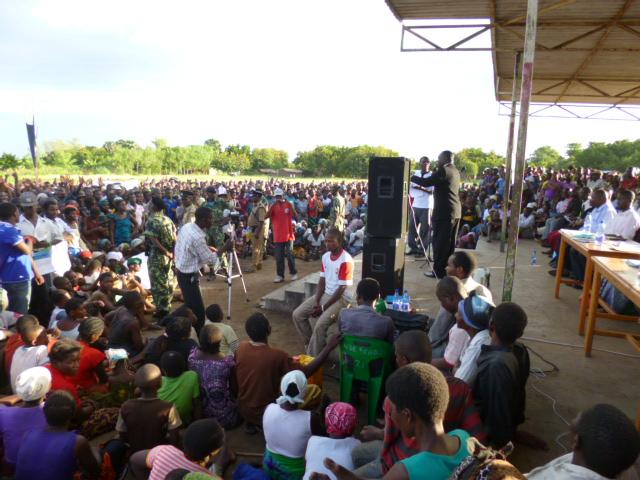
[408,156,433,257]
[411,150,461,279]
[329,185,347,235]
[144,196,177,321]
[267,188,298,283]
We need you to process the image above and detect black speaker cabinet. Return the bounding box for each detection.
[367,157,410,238]
[362,235,406,298]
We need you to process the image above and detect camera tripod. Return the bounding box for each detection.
[409,201,435,275]
[207,229,250,320]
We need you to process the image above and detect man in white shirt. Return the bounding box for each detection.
[518,203,537,239]
[18,197,64,247]
[453,294,495,387]
[526,404,640,480]
[567,189,617,282]
[292,228,354,356]
[604,189,640,240]
[174,206,231,332]
[429,253,492,360]
[407,156,433,256]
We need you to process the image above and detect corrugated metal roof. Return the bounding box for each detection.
[385,0,640,105]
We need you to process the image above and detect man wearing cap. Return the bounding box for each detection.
[329,185,346,234]
[246,189,269,273]
[176,191,197,228]
[267,188,298,283]
[16,192,51,248]
[144,197,177,320]
[408,156,433,256]
[518,203,537,239]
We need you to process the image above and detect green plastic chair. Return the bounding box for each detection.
[339,335,394,425]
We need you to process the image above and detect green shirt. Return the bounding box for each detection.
[158,371,200,424]
[400,430,472,480]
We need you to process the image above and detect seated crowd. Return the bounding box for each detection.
[0,174,637,480]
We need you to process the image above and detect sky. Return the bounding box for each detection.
[0,0,638,162]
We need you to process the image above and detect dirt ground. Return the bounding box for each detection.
[124,241,639,477]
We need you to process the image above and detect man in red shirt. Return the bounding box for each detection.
[266,188,298,283]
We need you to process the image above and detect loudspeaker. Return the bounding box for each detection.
[361,235,406,298]
[367,157,410,238]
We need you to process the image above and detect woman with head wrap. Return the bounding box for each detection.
[0,366,51,473]
[262,370,323,480]
[303,402,360,480]
[72,317,109,391]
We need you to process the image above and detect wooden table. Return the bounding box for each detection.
[554,229,640,334]
[584,256,640,356]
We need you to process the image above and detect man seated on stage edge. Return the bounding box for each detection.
[292,227,354,357]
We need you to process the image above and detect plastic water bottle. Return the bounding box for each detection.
[583,216,592,233]
[595,221,605,245]
[401,290,411,312]
[530,249,538,266]
[392,289,401,311]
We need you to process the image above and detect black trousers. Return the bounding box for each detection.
[176,270,205,333]
[432,218,460,278]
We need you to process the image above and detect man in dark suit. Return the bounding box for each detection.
[411,150,461,278]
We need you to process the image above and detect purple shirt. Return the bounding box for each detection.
[15,428,77,480]
[0,405,46,465]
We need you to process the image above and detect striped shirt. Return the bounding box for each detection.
[380,376,485,473]
[174,222,217,273]
[146,445,210,480]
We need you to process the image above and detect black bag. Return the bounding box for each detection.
[384,310,430,334]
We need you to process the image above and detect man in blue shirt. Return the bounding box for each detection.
[0,203,44,314]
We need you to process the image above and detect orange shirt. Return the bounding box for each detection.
[268,201,295,243]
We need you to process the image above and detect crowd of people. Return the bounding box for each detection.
[0,166,638,480]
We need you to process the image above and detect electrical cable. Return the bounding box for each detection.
[522,335,640,359]
[523,344,572,451]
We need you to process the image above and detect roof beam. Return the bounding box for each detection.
[555,0,638,103]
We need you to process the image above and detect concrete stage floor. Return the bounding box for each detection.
[132,238,640,475]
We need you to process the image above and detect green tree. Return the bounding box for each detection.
[527,146,566,168]
[152,138,169,150]
[455,148,505,177]
[204,138,222,152]
[0,153,23,170]
[250,148,289,171]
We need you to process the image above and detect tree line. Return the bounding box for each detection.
[0,138,638,177]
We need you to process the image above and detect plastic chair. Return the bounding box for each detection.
[339,335,393,425]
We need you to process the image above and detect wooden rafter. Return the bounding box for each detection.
[554,0,638,103]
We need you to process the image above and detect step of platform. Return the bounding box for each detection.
[260,272,322,313]
[260,257,362,313]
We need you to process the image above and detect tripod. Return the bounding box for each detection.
[408,201,434,275]
[214,229,250,320]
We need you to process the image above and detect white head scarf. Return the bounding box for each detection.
[276,370,307,405]
[15,366,52,402]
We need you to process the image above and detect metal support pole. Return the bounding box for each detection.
[502,0,539,302]
[500,52,522,253]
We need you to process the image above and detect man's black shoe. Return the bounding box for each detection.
[424,271,437,279]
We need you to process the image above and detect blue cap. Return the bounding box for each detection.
[458,293,495,330]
